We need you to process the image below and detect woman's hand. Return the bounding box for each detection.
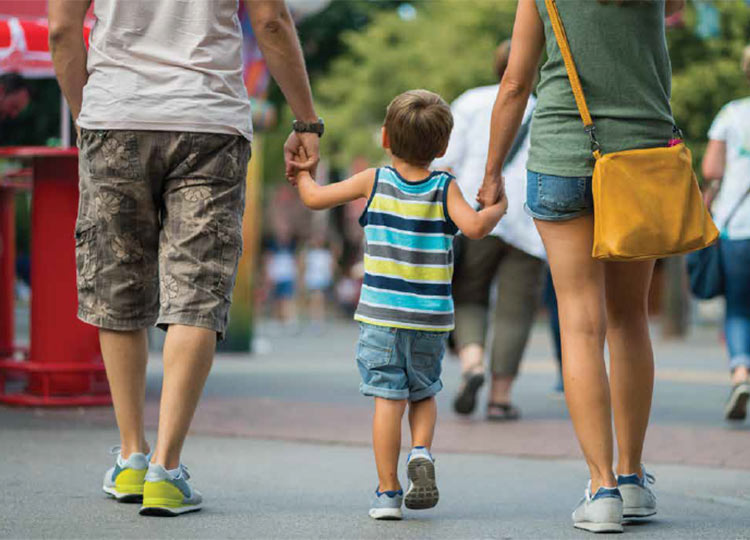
[476,172,505,209]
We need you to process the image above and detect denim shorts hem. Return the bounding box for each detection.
[409,380,443,402]
[729,354,750,371]
[523,202,593,223]
[360,383,409,400]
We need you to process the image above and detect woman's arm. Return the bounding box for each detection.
[447,180,507,240]
[297,168,376,211]
[477,0,545,208]
[701,139,726,207]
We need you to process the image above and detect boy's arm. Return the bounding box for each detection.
[297,168,376,211]
[446,180,507,240]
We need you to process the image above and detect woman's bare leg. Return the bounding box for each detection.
[536,216,616,493]
[605,261,655,477]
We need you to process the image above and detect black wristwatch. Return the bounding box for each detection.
[292,117,325,138]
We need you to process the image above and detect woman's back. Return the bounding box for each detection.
[529,0,675,177]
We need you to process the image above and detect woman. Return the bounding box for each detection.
[477,0,685,533]
[702,45,750,422]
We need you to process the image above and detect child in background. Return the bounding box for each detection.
[304,232,334,327]
[294,90,507,520]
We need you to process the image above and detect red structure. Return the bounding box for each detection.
[0,148,108,406]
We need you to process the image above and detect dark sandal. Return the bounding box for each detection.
[487,402,521,422]
[453,372,485,415]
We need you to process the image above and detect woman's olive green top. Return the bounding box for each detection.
[528,0,675,177]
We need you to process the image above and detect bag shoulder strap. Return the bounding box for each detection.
[505,103,535,166]
[544,0,602,159]
[724,185,750,229]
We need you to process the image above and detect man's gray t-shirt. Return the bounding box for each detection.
[77,0,253,141]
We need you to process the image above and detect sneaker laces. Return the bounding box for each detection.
[177,464,191,480]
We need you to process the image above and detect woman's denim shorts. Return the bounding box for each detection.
[525,170,594,222]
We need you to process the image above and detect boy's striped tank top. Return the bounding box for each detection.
[355,166,458,332]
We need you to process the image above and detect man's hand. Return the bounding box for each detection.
[284,131,319,184]
[476,172,505,209]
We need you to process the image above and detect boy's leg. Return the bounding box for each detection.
[151,325,216,470]
[408,397,437,448]
[100,329,150,457]
[373,397,408,492]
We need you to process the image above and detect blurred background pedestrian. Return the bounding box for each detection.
[434,41,546,421]
[701,44,750,422]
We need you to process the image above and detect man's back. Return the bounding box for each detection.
[78,0,252,140]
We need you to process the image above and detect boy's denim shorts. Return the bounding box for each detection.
[525,170,594,222]
[355,322,446,401]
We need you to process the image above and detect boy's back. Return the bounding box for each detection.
[356,166,458,332]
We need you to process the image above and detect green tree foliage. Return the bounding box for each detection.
[315,0,750,171]
[315,1,516,168]
[669,1,750,163]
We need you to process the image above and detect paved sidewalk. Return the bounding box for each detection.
[1,431,749,539]
[1,320,749,539]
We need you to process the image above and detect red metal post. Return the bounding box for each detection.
[26,154,101,396]
[0,187,14,357]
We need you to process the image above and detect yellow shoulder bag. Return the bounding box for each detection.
[545,0,718,261]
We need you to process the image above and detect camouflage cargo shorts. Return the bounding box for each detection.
[75,129,251,339]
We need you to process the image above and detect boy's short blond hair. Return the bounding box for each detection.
[384,90,453,167]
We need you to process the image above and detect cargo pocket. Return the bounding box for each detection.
[356,325,396,369]
[74,221,98,310]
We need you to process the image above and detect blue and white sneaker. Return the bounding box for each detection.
[139,463,202,516]
[404,447,439,510]
[102,447,149,503]
[369,489,403,520]
[572,482,624,533]
[618,465,656,519]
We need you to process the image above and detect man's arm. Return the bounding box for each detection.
[245,0,319,179]
[49,0,92,124]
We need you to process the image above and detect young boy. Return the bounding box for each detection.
[295,89,507,520]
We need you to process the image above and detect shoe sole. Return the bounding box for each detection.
[725,385,749,421]
[623,507,657,519]
[574,522,624,533]
[453,373,485,415]
[102,486,143,504]
[368,508,403,520]
[404,457,439,510]
[139,504,202,517]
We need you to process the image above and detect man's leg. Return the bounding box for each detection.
[487,247,544,412]
[100,329,150,457]
[151,325,216,470]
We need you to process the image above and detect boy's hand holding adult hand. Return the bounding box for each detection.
[476,171,505,209]
[284,131,319,185]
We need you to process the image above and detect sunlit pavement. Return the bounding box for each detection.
[2,320,749,539]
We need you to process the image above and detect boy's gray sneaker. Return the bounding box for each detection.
[369,489,403,520]
[404,447,439,510]
[618,465,656,519]
[572,482,624,534]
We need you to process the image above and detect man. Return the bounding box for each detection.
[0,72,31,121]
[434,41,545,421]
[49,0,321,516]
